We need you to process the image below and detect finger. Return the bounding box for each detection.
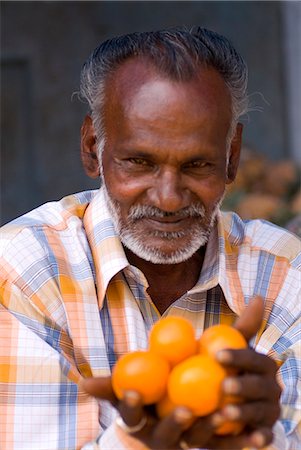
[151,407,195,449]
[207,426,273,449]
[223,373,282,400]
[80,376,117,405]
[217,348,278,374]
[249,427,274,448]
[119,390,145,427]
[180,413,225,448]
[234,295,264,342]
[222,400,281,428]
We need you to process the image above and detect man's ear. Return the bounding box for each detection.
[226,122,243,184]
[80,115,100,179]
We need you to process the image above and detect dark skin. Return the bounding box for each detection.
[82,296,281,449]
[80,59,281,448]
[81,59,241,312]
[124,247,205,314]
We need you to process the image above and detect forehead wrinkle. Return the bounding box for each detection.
[105,58,232,122]
[103,59,233,156]
[125,85,230,145]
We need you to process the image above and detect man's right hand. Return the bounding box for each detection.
[81,375,219,448]
[81,296,281,449]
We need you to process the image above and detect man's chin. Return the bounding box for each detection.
[121,233,209,265]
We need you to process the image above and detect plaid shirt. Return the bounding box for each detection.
[0,188,300,450]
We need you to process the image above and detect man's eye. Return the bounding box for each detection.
[127,158,150,166]
[185,161,209,169]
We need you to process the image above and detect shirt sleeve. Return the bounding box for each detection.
[94,422,148,450]
[270,420,292,450]
[254,320,301,449]
[274,336,301,449]
[81,420,297,450]
[0,281,150,450]
[0,286,101,450]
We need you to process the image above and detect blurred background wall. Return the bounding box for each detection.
[1,1,300,225]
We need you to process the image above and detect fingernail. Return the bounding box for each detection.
[211,412,225,427]
[223,378,241,394]
[173,406,194,424]
[124,390,140,407]
[216,350,233,364]
[251,431,266,448]
[223,404,240,420]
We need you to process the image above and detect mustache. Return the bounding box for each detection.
[128,204,206,220]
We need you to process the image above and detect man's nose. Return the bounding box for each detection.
[147,169,189,212]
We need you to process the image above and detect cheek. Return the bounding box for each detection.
[192,177,226,209]
[104,170,151,207]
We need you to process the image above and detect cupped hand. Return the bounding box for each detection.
[159,296,281,449]
[207,296,281,449]
[81,296,281,449]
[81,375,219,449]
[222,295,281,429]
[182,345,281,449]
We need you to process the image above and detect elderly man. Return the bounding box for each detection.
[0,27,300,450]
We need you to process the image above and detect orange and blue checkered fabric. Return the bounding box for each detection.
[0,188,300,449]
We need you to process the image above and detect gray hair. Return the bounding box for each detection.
[79,26,248,159]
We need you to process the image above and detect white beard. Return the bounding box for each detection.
[102,181,223,265]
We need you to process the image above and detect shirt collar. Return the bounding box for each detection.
[187,220,220,295]
[189,210,247,315]
[83,189,244,314]
[83,187,129,308]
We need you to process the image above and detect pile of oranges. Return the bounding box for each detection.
[112,316,247,435]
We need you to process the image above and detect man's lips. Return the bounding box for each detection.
[143,216,196,231]
[148,216,184,223]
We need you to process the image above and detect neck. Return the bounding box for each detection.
[124,247,206,314]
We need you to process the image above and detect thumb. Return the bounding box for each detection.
[233,295,264,342]
[80,376,118,405]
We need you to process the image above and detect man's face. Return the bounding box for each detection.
[100,59,239,264]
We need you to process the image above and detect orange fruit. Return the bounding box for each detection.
[199,324,247,358]
[216,418,243,436]
[149,316,197,367]
[156,394,176,418]
[167,355,226,416]
[112,350,170,404]
[215,395,244,435]
[198,324,247,435]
